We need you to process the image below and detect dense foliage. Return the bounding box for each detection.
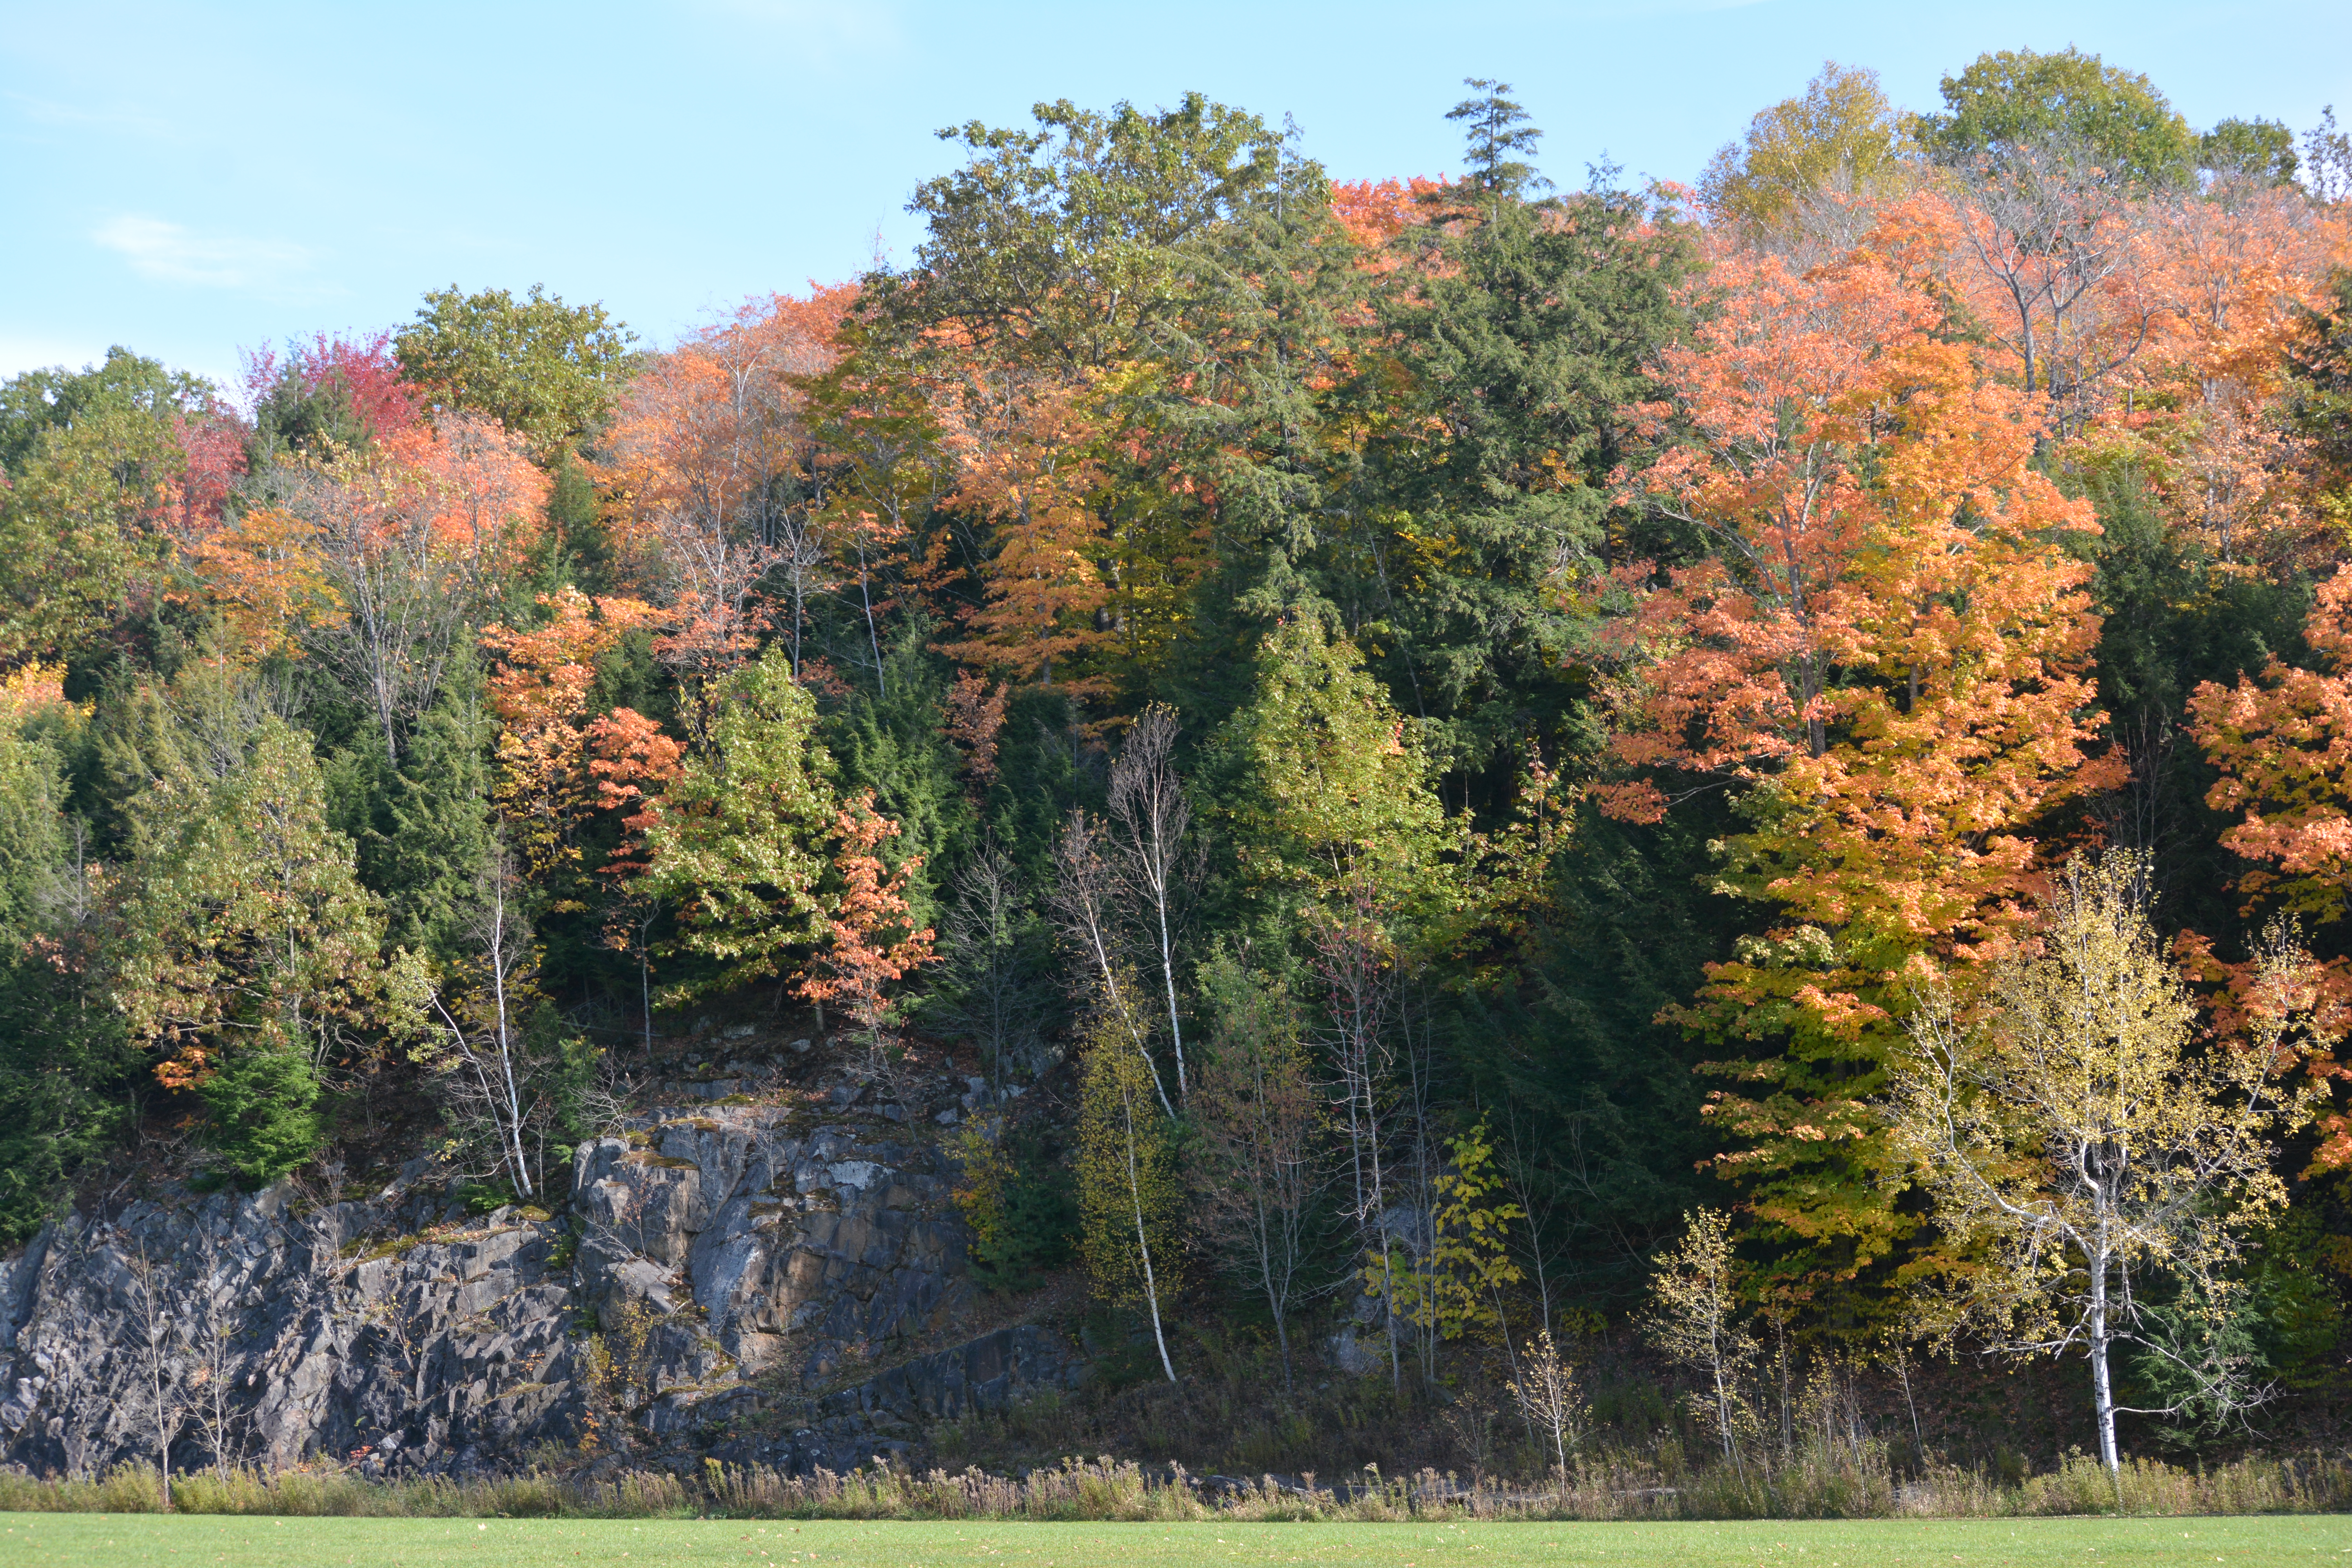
[6,51,2352,1465]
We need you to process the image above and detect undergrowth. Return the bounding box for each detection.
[5,1448,2348,1521]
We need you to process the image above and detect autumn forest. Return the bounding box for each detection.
[7,48,2352,1486]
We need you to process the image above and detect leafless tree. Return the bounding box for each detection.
[2304,106,2352,205]
[1508,1328,1585,1485]
[362,1279,436,1410]
[1050,808,1175,1118]
[1496,1109,1565,1336]
[1107,706,1201,1105]
[1192,960,1330,1390]
[187,1306,246,1483]
[1944,142,2155,432]
[928,837,1052,1092]
[125,1240,183,1508]
[425,844,546,1199]
[1309,894,1408,1389]
[274,430,514,765]
[602,891,665,1064]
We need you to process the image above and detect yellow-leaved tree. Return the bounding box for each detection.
[1640,1208,1760,1472]
[1076,1003,1183,1384]
[1887,851,2316,1478]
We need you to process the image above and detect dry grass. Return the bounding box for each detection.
[5,1446,2349,1522]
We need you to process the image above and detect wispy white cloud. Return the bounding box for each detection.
[91,215,316,289]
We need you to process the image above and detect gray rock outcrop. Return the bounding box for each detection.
[0,1087,1080,1478]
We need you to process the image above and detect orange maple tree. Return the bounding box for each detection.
[2190,565,2352,926]
[934,372,1114,690]
[1601,209,2119,1302]
[187,504,339,662]
[2107,179,2344,570]
[602,288,853,684]
[797,789,938,1074]
[480,586,662,893]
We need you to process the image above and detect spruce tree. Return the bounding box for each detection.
[378,657,496,964]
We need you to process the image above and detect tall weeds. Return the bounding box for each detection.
[5,1448,2348,1521]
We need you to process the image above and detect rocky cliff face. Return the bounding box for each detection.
[0,1075,1084,1478]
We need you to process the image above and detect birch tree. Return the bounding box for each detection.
[419,844,544,1200]
[1886,850,2310,1476]
[1077,1007,1182,1383]
[1051,807,1175,1118]
[1107,705,1199,1105]
[1641,1208,1759,1470]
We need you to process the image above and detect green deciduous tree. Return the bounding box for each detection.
[1380,1116,1524,1354]
[116,719,427,1181]
[2200,118,2300,185]
[1219,619,1460,1385]
[1913,47,2196,186]
[1217,618,1459,910]
[395,284,635,461]
[0,691,133,1241]
[0,385,192,660]
[1700,61,1912,234]
[639,645,838,1000]
[874,94,1284,371]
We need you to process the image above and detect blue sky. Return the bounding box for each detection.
[4,0,2348,390]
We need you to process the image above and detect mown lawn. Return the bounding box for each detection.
[5,1514,2350,1568]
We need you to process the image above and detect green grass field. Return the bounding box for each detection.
[6,1514,2351,1568]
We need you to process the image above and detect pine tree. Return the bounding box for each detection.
[376,655,495,963]
[1446,78,1550,209]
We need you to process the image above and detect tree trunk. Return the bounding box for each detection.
[1123,1084,1178,1384]
[857,549,886,699]
[2091,1253,2121,1479]
[1154,898,1186,1105]
[1269,1281,1293,1394]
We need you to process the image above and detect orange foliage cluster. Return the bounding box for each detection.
[382,415,551,564]
[1915,174,2347,567]
[481,586,666,892]
[602,287,855,678]
[1329,177,1448,249]
[2194,566,2352,925]
[796,788,938,1040]
[943,669,1009,785]
[1601,204,2123,1249]
[188,413,548,666]
[1598,164,2352,1237]
[933,373,1114,690]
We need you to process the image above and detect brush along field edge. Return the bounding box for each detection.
[6,1515,2352,1568]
